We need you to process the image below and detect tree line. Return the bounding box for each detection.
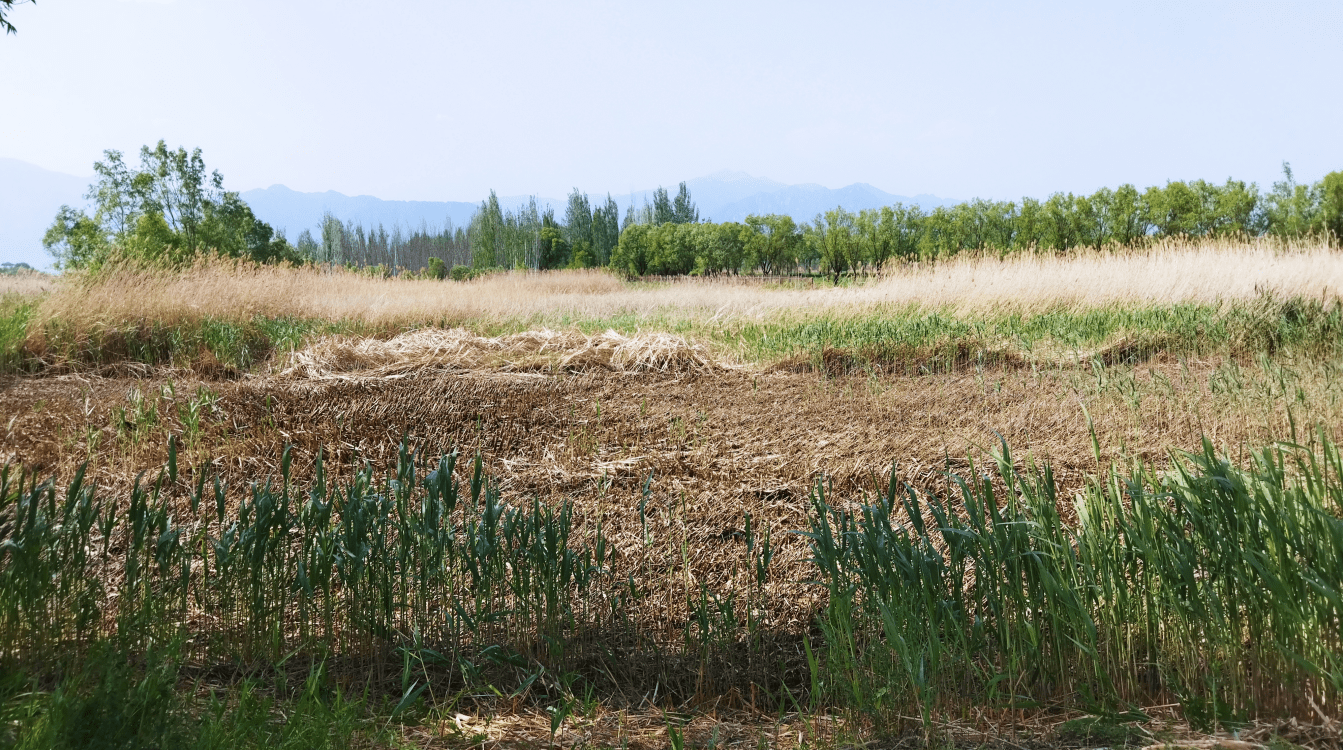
[609,168,1343,279]
[44,142,1343,277]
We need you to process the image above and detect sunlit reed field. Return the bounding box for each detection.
[2,240,1343,748]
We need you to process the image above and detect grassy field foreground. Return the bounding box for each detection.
[2,241,1343,748]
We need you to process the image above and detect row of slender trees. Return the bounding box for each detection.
[299,182,704,275]
[321,167,1343,279]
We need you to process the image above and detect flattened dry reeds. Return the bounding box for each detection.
[277,327,721,379]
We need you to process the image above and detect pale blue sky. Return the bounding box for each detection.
[3,0,1341,203]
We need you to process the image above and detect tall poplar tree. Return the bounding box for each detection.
[652,187,674,225]
[672,182,699,224]
[564,189,594,266]
[591,194,621,266]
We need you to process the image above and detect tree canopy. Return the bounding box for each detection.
[1,0,34,35]
[44,141,302,270]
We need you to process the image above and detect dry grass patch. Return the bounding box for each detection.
[0,270,55,298]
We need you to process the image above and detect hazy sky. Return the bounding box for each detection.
[3,0,1341,203]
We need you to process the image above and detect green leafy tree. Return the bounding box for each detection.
[538,211,570,270]
[468,191,505,268]
[1205,179,1259,237]
[612,223,652,275]
[1107,184,1149,246]
[854,209,890,269]
[882,203,925,261]
[1041,193,1079,250]
[691,222,749,274]
[295,229,320,259]
[564,189,592,251]
[43,141,298,269]
[811,208,857,280]
[1074,191,1106,249]
[1146,181,1204,238]
[1321,171,1343,244]
[1264,163,1323,239]
[42,206,107,269]
[199,192,300,263]
[1,0,34,35]
[744,214,801,274]
[426,256,447,280]
[917,206,956,259]
[1013,197,1046,251]
[644,223,695,275]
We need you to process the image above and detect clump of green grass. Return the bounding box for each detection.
[803,432,1343,727]
[0,297,34,374]
[0,647,390,750]
[17,315,353,373]
[1056,715,1151,747]
[715,295,1343,372]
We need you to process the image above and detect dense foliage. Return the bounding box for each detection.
[324,165,1343,279]
[43,141,302,271]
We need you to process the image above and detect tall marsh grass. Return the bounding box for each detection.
[805,435,1343,726]
[0,442,608,683]
[20,239,1343,328]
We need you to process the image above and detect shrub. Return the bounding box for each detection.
[426,257,447,280]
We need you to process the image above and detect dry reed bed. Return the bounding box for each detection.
[0,271,55,298]
[24,239,1343,334]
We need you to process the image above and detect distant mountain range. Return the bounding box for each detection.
[239,184,481,238]
[0,158,90,270]
[0,159,955,269]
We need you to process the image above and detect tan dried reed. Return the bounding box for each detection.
[25,238,1343,336]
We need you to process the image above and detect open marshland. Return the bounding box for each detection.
[2,241,1343,748]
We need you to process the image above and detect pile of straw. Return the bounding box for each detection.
[277,328,720,380]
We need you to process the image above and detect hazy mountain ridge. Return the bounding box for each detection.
[239,184,480,238]
[243,171,954,235]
